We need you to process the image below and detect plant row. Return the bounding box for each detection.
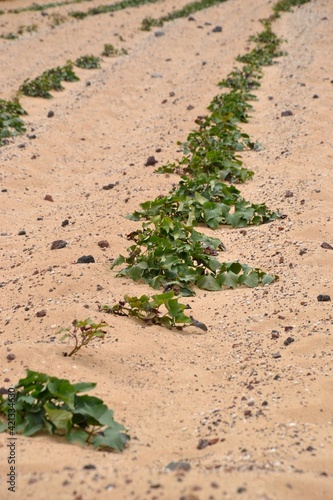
[110,16,301,294]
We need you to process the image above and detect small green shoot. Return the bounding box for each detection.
[49,13,68,27]
[57,318,108,356]
[100,291,207,331]
[17,23,38,35]
[101,43,127,57]
[0,370,129,452]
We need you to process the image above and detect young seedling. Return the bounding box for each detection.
[101,44,127,57]
[74,55,101,69]
[141,0,228,31]
[0,98,27,145]
[57,318,108,356]
[100,291,207,331]
[0,369,129,451]
[19,63,79,98]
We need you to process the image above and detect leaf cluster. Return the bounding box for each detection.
[112,216,276,295]
[57,318,108,356]
[0,370,130,452]
[17,23,38,35]
[101,43,127,57]
[236,25,285,67]
[157,91,256,182]
[70,0,161,20]
[141,0,228,31]
[0,98,27,145]
[8,0,90,14]
[75,54,101,69]
[100,291,202,330]
[273,0,310,17]
[19,63,79,98]
[128,173,279,229]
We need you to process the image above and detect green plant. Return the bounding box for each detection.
[57,318,108,356]
[19,63,79,98]
[8,0,91,14]
[49,12,67,27]
[75,54,101,69]
[157,90,258,181]
[100,291,207,330]
[0,370,129,451]
[17,23,38,35]
[0,98,27,145]
[0,32,18,40]
[273,0,310,17]
[70,0,161,20]
[141,0,228,31]
[128,173,280,229]
[101,43,127,57]
[112,216,276,296]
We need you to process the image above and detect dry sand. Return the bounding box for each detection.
[0,0,333,498]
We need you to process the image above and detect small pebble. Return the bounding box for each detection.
[51,240,67,250]
[83,464,96,470]
[272,352,281,359]
[212,26,222,33]
[77,255,95,264]
[321,242,333,250]
[144,156,158,166]
[18,230,26,236]
[98,240,109,248]
[36,310,47,318]
[317,294,331,302]
[281,110,293,117]
[47,110,54,118]
[284,337,295,346]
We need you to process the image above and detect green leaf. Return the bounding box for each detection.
[92,427,130,452]
[111,254,125,269]
[44,403,73,430]
[197,275,221,291]
[241,271,259,288]
[22,412,45,436]
[72,382,97,393]
[262,273,276,285]
[67,428,89,447]
[47,378,76,408]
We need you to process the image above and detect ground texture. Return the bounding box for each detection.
[0,0,333,498]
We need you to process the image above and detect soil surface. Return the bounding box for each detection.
[0,0,333,498]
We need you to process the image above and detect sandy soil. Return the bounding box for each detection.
[0,0,333,498]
